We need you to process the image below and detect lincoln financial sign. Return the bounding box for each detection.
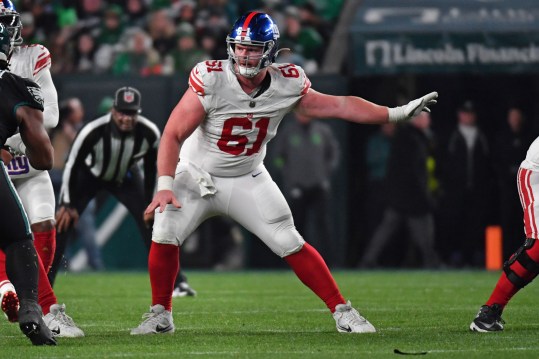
[353,34,539,75]
[350,0,539,75]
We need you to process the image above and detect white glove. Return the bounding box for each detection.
[387,92,438,123]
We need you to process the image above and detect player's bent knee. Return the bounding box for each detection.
[268,224,305,258]
[503,238,539,288]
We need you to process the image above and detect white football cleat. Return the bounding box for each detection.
[333,301,376,333]
[43,303,84,337]
[130,304,175,335]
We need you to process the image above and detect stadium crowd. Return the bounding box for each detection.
[17,0,342,76]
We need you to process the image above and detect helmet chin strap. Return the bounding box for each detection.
[237,64,260,78]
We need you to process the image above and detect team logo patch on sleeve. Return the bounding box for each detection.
[26,86,44,106]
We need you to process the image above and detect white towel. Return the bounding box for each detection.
[187,162,217,197]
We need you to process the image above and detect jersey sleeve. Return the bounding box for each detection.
[188,62,206,96]
[291,64,311,96]
[273,63,311,97]
[188,60,223,112]
[32,45,52,76]
[300,69,311,96]
[15,77,45,112]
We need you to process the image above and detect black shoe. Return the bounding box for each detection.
[469,304,505,332]
[18,301,57,346]
[172,282,197,298]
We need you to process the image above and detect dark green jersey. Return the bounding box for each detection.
[0,69,44,146]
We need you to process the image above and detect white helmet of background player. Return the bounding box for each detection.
[226,12,280,78]
[0,0,22,46]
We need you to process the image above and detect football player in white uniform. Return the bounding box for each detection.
[131,12,438,335]
[470,136,539,332]
[0,0,83,337]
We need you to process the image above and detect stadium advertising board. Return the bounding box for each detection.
[350,0,539,75]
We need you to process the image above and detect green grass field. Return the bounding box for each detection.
[0,270,538,358]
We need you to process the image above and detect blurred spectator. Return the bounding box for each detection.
[179,1,197,22]
[124,0,150,28]
[97,5,125,45]
[273,113,340,265]
[298,1,332,42]
[362,123,396,241]
[359,112,440,268]
[147,9,177,58]
[93,4,126,73]
[112,28,162,76]
[494,107,536,258]
[280,5,324,72]
[19,12,39,44]
[19,1,58,43]
[73,31,99,73]
[200,29,227,60]
[49,31,74,74]
[169,24,209,74]
[438,101,495,267]
[75,0,103,32]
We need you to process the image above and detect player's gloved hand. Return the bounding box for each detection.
[387,92,438,122]
[55,205,79,233]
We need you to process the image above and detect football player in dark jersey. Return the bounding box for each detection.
[0,23,56,345]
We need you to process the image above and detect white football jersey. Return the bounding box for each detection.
[10,44,51,80]
[521,136,539,171]
[181,60,311,177]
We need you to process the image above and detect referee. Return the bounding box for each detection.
[50,87,195,295]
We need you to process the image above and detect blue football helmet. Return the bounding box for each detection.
[226,12,280,78]
[0,0,21,46]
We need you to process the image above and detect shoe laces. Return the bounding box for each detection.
[53,304,77,327]
[340,305,368,326]
[139,308,166,326]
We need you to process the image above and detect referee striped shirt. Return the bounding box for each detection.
[59,113,160,205]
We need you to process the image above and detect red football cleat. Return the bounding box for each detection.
[1,290,20,323]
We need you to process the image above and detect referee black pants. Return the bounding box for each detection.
[48,166,186,286]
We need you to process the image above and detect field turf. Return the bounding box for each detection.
[0,270,538,358]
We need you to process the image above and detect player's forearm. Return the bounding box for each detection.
[298,90,389,124]
[156,131,180,178]
[339,96,389,124]
[21,130,53,170]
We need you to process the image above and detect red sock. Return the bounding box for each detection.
[487,240,539,309]
[37,254,57,315]
[0,250,8,283]
[486,274,518,309]
[285,242,345,313]
[34,229,56,273]
[149,243,179,311]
